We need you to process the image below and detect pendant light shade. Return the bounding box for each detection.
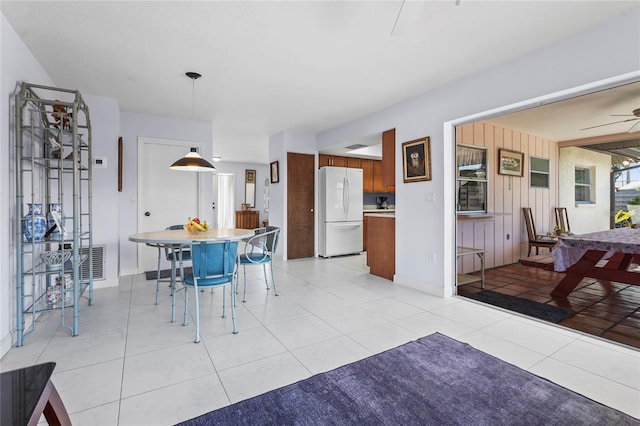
[170,147,216,171]
[170,72,215,172]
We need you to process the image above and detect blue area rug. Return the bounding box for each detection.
[177,333,637,425]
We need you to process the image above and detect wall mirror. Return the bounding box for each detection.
[245,169,256,208]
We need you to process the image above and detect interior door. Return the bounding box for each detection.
[138,137,201,272]
[287,152,315,259]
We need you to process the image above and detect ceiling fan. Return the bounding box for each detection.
[581,107,640,133]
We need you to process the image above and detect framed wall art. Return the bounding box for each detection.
[270,161,280,183]
[498,148,524,176]
[402,136,431,183]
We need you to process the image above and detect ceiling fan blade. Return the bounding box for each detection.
[611,114,635,117]
[628,120,640,133]
[581,117,639,131]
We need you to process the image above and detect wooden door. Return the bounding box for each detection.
[287,152,315,259]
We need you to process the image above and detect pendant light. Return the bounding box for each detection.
[170,72,215,171]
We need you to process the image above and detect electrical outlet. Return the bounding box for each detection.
[427,251,436,263]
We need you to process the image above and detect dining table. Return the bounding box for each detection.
[129,228,254,321]
[550,227,640,298]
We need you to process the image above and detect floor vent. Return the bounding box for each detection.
[80,244,105,281]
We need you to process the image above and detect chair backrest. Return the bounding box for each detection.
[264,226,280,253]
[252,227,280,253]
[191,240,238,281]
[522,208,538,241]
[554,207,571,233]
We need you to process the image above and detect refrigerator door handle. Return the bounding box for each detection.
[329,222,361,228]
[344,176,349,216]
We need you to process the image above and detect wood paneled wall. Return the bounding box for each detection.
[456,122,558,273]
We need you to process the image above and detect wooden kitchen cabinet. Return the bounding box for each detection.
[367,215,395,280]
[373,160,385,192]
[236,210,259,229]
[361,159,374,192]
[347,157,361,168]
[382,129,395,192]
[319,154,347,167]
[363,214,368,253]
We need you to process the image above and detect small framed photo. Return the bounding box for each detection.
[245,169,256,183]
[402,136,431,183]
[498,149,524,176]
[270,161,279,184]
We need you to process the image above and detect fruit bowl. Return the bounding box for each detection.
[186,217,210,234]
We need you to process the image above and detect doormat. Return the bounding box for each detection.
[466,290,574,323]
[176,333,636,425]
[145,267,192,281]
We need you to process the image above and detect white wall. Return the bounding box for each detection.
[317,7,640,297]
[558,147,611,234]
[1,14,56,355]
[83,94,120,286]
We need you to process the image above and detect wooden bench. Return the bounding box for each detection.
[519,253,555,271]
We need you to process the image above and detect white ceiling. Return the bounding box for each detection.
[2,1,639,163]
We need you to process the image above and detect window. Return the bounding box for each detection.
[530,156,549,188]
[575,167,593,203]
[457,145,487,213]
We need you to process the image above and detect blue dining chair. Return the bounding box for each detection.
[239,226,280,302]
[183,240,239,343]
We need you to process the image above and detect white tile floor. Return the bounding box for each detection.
[1,254,639,425]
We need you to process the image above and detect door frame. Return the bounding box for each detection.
[446,72,640,296]
[136,137,205,273]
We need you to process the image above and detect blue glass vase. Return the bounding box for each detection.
[23,203,47,242]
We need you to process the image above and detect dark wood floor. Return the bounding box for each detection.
[457,263,640,350]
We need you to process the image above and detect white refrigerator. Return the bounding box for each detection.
[319,166,363,257]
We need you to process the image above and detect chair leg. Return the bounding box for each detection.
[170,257,177,323]
[155,247,162,305]
[222,287,227,318]
[270,262,279,296]
[242,265,248,303]
[262,264,270,290]
[231,282,238,334]
[183,285,189,326]
[194,283,201,343]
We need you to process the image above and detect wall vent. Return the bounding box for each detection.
[80,244,105,281]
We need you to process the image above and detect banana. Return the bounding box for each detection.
[190,220,206,232]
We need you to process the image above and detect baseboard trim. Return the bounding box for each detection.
[394,274,452,298]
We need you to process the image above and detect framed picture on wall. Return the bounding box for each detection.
[270,161,280,183]
[402,136,431,183]
[246,169,256,183]
[498,149,524,176]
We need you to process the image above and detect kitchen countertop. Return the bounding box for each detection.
[365,212,395,218]
[363,208,395,213]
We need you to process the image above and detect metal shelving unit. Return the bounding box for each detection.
[15,82,93,346]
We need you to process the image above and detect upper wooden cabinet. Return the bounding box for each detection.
[382,129,395,191]
[319,152,393,193]
[319,154,347,167]
[373,160,385,192]
[361,159,374,192]
[347,157,361,168]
